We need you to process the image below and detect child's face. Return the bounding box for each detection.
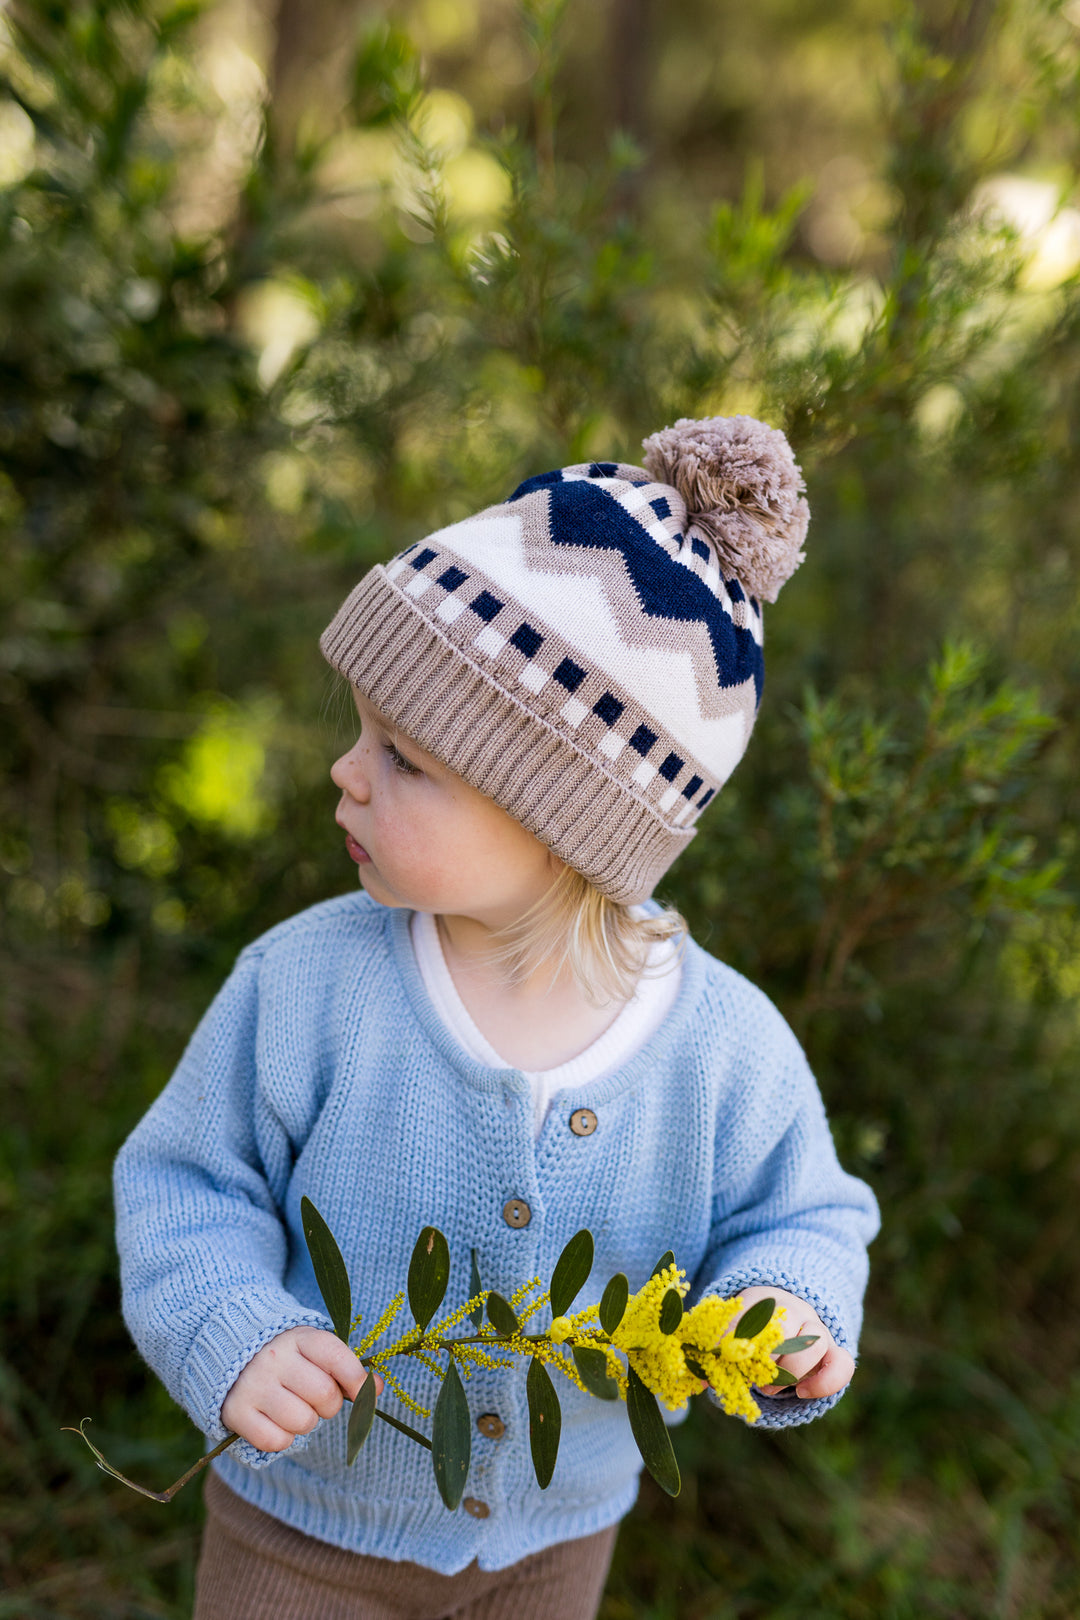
[331,687,557,928]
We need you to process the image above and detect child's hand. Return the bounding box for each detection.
[732,1285,855,1400]
[220,1326,382,1452]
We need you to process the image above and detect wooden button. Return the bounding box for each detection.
[503,1198,531,1228]
[569,1108,598,1136]
[463,1497,490,1519]
[476,1412,505,1440]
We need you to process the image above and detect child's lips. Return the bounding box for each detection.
[344,832,371,865]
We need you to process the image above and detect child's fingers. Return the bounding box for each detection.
[760,1342,855,1399]
[297,1329,383,1401]
[280,1357,349,1420]
[232,1406,303,1452]
[773,1334,832,1387]
[792,1343,855,1399]
[257,1386,324,1437]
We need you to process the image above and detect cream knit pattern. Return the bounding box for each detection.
[114,892,879,1576]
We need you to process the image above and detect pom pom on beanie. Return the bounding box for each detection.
[641,414,808,603]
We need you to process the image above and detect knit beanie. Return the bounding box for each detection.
[320,415,808,906]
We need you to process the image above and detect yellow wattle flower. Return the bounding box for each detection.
[609,1264,699,1411]
[679,1295,788,1422]
[549,1316,573,1343]
[608,1272,788,1422]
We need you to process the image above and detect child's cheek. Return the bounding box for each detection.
[377,807,459,894]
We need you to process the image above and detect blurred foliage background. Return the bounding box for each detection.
[2,0,1079,1614]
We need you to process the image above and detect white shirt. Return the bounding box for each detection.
[409,909,683,1137]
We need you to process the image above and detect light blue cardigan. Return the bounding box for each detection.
[114,892,879,1574]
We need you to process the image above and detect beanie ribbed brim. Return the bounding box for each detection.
[319,568,695,906]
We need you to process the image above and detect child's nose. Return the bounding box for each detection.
[330,743,371,802]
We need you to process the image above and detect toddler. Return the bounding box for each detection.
[115,415,879,1620]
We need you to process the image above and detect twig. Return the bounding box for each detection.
[62,1419,240,1504]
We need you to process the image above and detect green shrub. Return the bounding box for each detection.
[2,1,1078,1614]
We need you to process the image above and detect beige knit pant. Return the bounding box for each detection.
[194,1473,619,1620]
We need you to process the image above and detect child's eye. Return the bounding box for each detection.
[382,740,422,777]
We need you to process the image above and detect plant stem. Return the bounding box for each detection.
[359,1329,550,1366]
[63,1419,240,1504]
[68,1324,745,1502]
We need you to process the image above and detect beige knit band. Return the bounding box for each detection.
[320,566,694,905]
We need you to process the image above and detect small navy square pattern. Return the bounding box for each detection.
[727,577,745,603]
[658,751,683,782]
[553,657,586,693]
[510,623,543,659]
[471,590,504,623]
[593,692,624,726]
[437,566,468,591]
[589,462,619,477]
[698,787,715,808]
[650,497,671,520]
[629,723,657,756]
[691,539,710,562]
[682,774,703,800]
[412,547,437,571]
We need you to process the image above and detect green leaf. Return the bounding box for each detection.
[431,1359,470,1510]
[650,1250,675,1279]
[658,1288,682,1334]
[346,1371,377,1464]
[768,1368,799,1387]
[300,1196,352,1343]
[468,1249,484,1330]
[772,1334,820,1356]
[598,1273,628,1336]
[373,1408,432,1450]
[350,21,422,126]
[572,1345,618,1400]
[549,1229,594,1318]
[526,1356,562,1488]
[683,1354,709,1382]
[734,1297,775,1339]
[407,1226,450,1333]
[626,1366,680,1497]
[486,1291,520,1338]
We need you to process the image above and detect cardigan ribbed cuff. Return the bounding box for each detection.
[320,568,696,905]
[180,1287,329,1466]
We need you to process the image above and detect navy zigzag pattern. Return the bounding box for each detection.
[511,475,763,699]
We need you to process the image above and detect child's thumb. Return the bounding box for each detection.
[304,1331,384,1401]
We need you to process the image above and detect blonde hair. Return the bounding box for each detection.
[483,861,687,1008]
